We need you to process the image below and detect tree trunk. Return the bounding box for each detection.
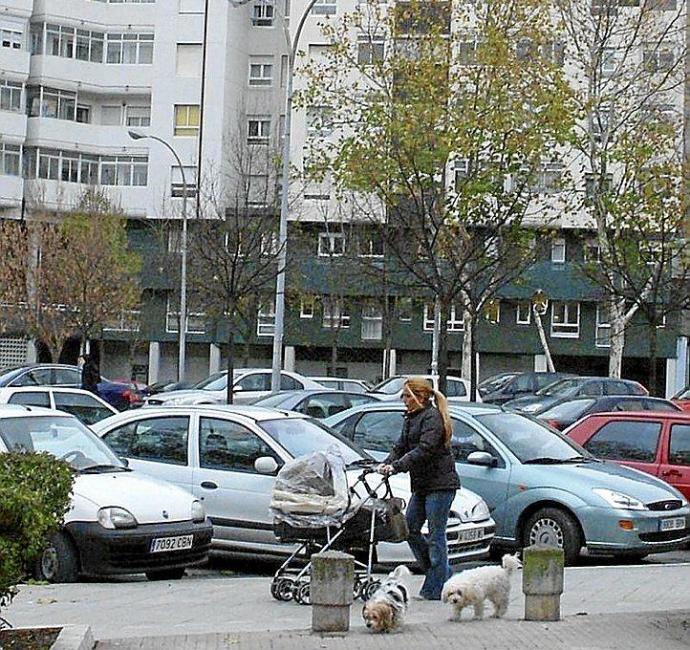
[608,298,626,378]
[437,299,449,395]
[533,308,556,372]
[330,334,338,377]
[382,293,393,381]
[648,312,659,397]
[461,309,472,380]
[469,311,478,401]
[226,324,236,404]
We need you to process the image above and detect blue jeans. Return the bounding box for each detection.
[406,490,455,600]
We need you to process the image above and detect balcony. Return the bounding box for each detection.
[1,111,28,139]
[26,118,142,152]
[33,0,157,25]
[0,176,23,211]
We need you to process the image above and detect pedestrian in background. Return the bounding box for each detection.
[80,353,101,395]
[378,377,459,600]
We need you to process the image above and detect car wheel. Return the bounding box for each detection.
[145,568,186,581]
[34,532,79,583]
[523,507,582,565]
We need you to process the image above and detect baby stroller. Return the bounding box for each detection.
[269,449,408,605]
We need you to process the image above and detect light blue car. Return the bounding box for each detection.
[325,403,690,564]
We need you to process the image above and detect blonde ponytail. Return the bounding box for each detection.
[433,389,453,447]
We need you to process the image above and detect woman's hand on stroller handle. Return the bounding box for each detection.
[377,463,395,477]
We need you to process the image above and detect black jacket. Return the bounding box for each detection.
[385,404,460,495]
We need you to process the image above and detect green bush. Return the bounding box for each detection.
[0,452,74,628]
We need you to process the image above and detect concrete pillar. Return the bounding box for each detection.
[534,354,547,372]
[25,339,37,364]
[311,551,354,634]
[522,545,564,622]
[284,346,296,372]
[673,336,688,395]
[209,343,221,375]
[148,342,160,385]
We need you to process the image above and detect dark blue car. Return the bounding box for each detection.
[0,364,143,411]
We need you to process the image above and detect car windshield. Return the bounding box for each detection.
[479,374,516,395]
[194,372,228,391]
[259,418,366,464]
[476,412,590,463]
[535,378,584,397]
[674,386,690,400]
[0,415,125,472]
[370,377,407,395]
[539,399,596,420]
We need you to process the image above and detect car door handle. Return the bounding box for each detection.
[661,469,682,478]
[200,481,218,490]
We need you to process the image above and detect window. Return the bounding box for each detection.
[252,2,275,26]
[54,392,113,426]
[236,372,270,392]
[583,420,661,463]
[166,298,205,333]
[257,300,275,337]
[584,239,600,262]
[0,144,21,177]
[199,417,279,472]
[533,162,563,194]
[551,238,566,263]
[595,304,611,348]
[171,166,198,198]
[361,304,383,340]
[300,296,315,318]
[249,58,273,86]
[446,380,467,398]
[103,416,190,466]
[312,0,336,14]
[0,80,22,113]
[244,173,271,207]
[174,104,200,136]
[358,232,383,257]
[106,33,154,64]
[8,391,51,407]
[454,158,469,189]
[601,47,618,75]
[351,411,405,452]
[307,106,333,135]
[452,421,501,464]
[176,43,202,76]
[126,105,150,127]
[323,300,350,329]
[669,424,690,466]
[318,232,345,256]
[423,303,464,332]
[101,105,122,125]
[357,34,384,64]
[516,301,531,325]
[551,301,579,338]
[75,28,104,62]
[397,297,412,322]
[248,117,271,144]
[103,308,142,332]
[643,43,675,73]
[1,25,22,50]
[483,299,500,324]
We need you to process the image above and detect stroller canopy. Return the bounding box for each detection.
[270,448,354,528]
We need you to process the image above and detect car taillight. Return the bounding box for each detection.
[545,419,563,431]
[123,389,142,404]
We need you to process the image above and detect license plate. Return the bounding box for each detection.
[458,528,483,542]
[660,517,686,532]
[150,534,194,553]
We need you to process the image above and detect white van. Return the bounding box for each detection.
[0,405,213,582]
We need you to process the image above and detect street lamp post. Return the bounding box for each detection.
[128,130,189,383]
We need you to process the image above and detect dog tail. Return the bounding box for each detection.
[501,554,522,574]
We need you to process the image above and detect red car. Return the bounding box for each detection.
[672,386,690,413]
[566,412,690,500]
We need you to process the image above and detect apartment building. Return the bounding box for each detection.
[0,0,688,395]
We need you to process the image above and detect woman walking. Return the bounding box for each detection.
[378,377,459,600]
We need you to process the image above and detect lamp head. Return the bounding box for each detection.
[128,130,145,140]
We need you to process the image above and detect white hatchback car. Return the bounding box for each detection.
[369,375,481,402]
[0,406,213,582]
[144,369,325,406]
[92,405,495,567]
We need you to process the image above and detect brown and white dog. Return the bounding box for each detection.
[362,565,412,633]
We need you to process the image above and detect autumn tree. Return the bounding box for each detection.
[297,0,574,396]
[558,0,687,378]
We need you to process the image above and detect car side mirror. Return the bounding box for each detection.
[467,451,496,467]
[255,456,279,475]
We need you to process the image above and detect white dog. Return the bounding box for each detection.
[441,554,521,621]
[362,565,412,633]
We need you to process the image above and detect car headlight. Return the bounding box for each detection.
[593,488,646,511]
[191,500,206,523]
[98,506,138,529]
[470,499,490,522]
[522,403,543,413]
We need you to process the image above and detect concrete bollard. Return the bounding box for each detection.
[522,544,564,622]
[310,550,354,634]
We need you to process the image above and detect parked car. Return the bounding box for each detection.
[145,380,195,396]
[566,411,690,500]
[92,405,495,566]
[0,386,118,425]
[252,389,382,418]
[672,386,690,413]
[538,396,681,431]
[308,377,372,394]
[143,369,324,406]
[0,405,213,582]
[481,372,575,404]
[368,375,480,402]
[505,376,648,414]
[0,364,144,410]
[325,402,690,564]
[477,372,519,397]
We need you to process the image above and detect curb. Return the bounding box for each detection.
[51,625,94,650]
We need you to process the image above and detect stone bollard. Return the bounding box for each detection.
[311,550,354,634]
[522,544,564,622]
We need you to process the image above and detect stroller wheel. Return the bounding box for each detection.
[363,580,381,601]
[296,583,311,606]
[276,578,295,601]
[270,578,283,601]
[353,579,364,600]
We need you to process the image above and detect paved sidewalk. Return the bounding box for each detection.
[6,563,690,648]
